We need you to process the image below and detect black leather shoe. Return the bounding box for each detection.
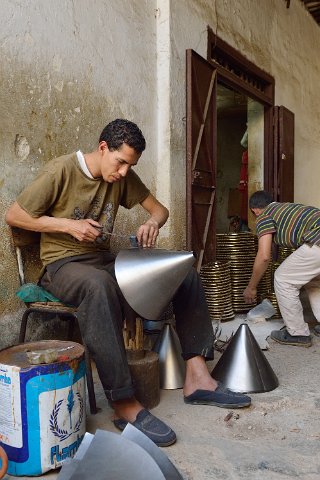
[270,328,311,347]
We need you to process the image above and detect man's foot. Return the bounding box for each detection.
[314,324,320,336]
[184,383,251,408]
[270,328,312,347]
[113,409,177,447]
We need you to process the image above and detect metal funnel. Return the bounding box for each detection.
[211,323,279,393]
[115,248,195,320]
[153,323,186,389]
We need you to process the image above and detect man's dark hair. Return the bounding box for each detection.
[249,190,273,209]
[99,119,146,154]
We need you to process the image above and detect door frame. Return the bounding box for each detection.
[207,27,275,194]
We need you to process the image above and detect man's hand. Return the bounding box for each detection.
[136,219,159,247]
[67,218,103,242]
[243,234,272,304]
[243,285,257,304]
[138,193,169,248]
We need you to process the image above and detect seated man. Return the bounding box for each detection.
[6,119,251,447]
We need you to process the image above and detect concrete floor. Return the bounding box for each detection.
[3,318,320,480]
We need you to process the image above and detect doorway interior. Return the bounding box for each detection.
[216,83,265,234]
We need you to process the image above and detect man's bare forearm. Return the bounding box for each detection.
[248,255,270,289]
[5,202,70,233]
[5,201,102,242]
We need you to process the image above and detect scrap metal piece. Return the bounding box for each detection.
[67,429,165,480]
[57,433,94,480]
[122,424,183,479]
[224,412,233,422]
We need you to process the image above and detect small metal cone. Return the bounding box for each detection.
[211,323,279,393]
[153,324,186,390]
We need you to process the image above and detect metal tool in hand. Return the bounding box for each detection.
[97,228,139,247]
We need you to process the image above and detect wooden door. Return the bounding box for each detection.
[273,106,294,202]
[186,49,217,271]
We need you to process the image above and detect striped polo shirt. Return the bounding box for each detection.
[256,202,320,248]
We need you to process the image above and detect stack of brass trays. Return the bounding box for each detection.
[200,261,234,322]
[268,259,286,317]
[278,246,295,263]
[271,261,281,281]
[216,233,257,313]
[257,263,273,300]
[265,291,281,318]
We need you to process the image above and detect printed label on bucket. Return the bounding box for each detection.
[0,359,86,476]
[0,365,22,447]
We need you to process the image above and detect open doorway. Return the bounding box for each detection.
[216,84,265,234]
[186,32,293,270]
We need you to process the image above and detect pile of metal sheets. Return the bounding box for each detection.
[200,261,234,321]
[57,424,183,480]
[216,233,257,313]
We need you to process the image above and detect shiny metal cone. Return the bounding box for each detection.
[115,248,194,320]
[211,323,279,393]
[153,323,186,389]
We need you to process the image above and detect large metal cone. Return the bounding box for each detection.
[115,248,195,320]
[211,323,279,393]
[153,323,186,389]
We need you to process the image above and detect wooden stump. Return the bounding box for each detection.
[123,316,160,409]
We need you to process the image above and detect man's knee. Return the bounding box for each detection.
[85,269,118,295]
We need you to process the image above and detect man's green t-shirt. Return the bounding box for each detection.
[17,152,150,265]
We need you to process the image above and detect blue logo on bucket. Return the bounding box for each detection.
[49,388,84,441]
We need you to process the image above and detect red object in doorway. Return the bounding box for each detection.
[239,150,248,222]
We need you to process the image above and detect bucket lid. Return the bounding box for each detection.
[0,340,84,368]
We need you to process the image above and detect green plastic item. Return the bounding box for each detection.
[16,283,61,303]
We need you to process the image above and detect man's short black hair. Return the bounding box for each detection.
[99,119,146,154]
[249,190,273,209]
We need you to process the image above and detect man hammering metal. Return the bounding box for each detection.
[6,119,251,448]
[244,190,320,347]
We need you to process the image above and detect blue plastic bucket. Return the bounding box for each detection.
[0,340,86,476]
